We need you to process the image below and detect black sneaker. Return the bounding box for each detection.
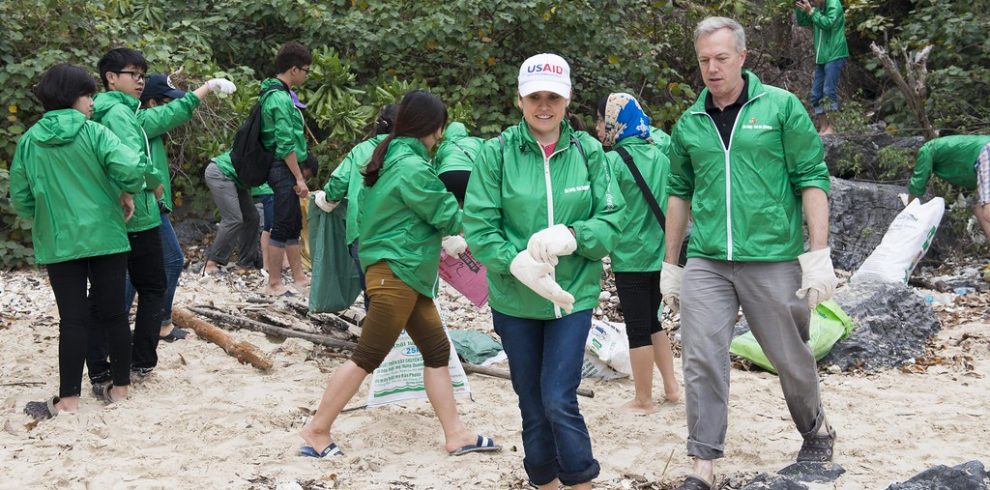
[131,367,154,381]
[160,326,189,342]
[797,425,837,462]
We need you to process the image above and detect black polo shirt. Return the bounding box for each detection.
[704,77,749,148]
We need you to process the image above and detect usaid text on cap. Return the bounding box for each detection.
[527,63,565,75]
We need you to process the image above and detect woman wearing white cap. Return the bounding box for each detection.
[464,53,625,489]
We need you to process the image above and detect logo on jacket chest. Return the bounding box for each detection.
[563,184,590,193]
[741,117,773,131]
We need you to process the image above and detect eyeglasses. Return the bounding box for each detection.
[298,66,310,74]
[115,70,146,82]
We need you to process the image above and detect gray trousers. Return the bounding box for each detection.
[204,162,261,267]
[681,258,825,460]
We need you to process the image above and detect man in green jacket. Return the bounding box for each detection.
[87,48,168,383]
[660,18,839,490]
[908,135,990,241]
[796,0,849,135]
[261,41,312,296]
[131,73,236,343]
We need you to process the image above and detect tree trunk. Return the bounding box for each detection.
[869,42,937,140]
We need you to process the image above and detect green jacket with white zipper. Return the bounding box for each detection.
[796,0,849,64]
[908,135,990,197]
[357,137,462,298]
[9,109,145,264]
[92,90,163,233]
[324,134,387,246]
[259,78,307,163]
[434,122,482,174]
[668,71,830,262]
[464,120,626,320]
[607,136,669,273]
[137,92,201,212]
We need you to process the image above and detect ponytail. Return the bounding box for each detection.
[361,91,447,187]
[363,134,396,187]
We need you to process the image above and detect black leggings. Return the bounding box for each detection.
[47,253,131,397]
[613,270,663,349]
[438,170,471,203]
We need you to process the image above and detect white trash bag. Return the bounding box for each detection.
[851,197,945,284]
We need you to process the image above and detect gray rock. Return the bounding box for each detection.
[827,177,915,271]
[739,473,808,490]
[777,462,846,483]
[822,281,940,371]
[822,132,925,182]
[885,460,989,490]
[172,219,215,247]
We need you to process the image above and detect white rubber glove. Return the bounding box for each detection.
[510,251,575,314]
[527,224,577,266]
[442,235,468,258]
[659,262,683,314]
[312,191,339,213]
[206,78,237,94]
[796,247,839,308]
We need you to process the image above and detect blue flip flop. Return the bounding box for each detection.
[299,443,343,458]
[448,435,501,456]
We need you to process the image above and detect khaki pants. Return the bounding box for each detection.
[350,261,450,373]
[680,258,825,460]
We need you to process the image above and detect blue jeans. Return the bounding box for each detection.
[491,309,600,487]
[125,213,184,325]
[811,58,846,114]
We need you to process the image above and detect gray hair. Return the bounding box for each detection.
[694,16,746,53]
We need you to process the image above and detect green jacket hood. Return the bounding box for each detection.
[33,109,87,147]
[444,122,469,140]
[261,78,289,92]
[93,91,140,121]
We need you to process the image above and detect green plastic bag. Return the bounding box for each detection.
[449,330,503,365]
[307,200,362,313]
[729,300,855,374]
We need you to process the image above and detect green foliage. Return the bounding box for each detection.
[0,169,34,270]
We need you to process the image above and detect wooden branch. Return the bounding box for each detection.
[172,308,273,371]
[188,306,596,398]
[870,42,937,140]
[187,306,359,351]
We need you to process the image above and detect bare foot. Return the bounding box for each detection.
[108,385,128,402]
[299,424,335,454]
[264,285,290,296]
[663,386,681,404]
[55,396,80,413]
[620,398,656,415]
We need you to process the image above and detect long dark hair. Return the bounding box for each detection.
[363,91,447,187]
[373,104,399,135]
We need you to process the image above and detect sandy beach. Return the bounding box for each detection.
[1,267,988,489]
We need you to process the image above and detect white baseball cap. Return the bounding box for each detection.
[518,53,571,99]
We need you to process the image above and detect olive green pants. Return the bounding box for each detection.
[350,261,451,373]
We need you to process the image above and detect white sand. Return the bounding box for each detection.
[1,268,989,489]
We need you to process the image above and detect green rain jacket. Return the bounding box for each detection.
[324,134,387,245]
[650,126,671,157]
[607,136,669,272]
[357,137,462,298]
[434,122,482,174]
[137,92,201,211]
[92,90,163,233]
[796,0,849,64]
[464,120,626,319]
[9,109,145,264]
[668,71,830,262]
[259,78,307,164]
[908,135,990,197]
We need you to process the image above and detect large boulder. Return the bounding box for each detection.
[822,132,925,181]
[822,281,940,371]
[827,177,910,271]
[885,460,989,490]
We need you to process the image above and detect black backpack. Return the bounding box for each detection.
[231,85,288,187]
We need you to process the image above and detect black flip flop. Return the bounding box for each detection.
[160,326,190,342]
[24,396,60,420]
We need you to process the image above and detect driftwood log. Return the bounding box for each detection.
[188,305,595,398]
[172,308,273,370]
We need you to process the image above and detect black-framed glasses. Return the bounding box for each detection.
[116,70,146,81]
[298,66,310,73]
